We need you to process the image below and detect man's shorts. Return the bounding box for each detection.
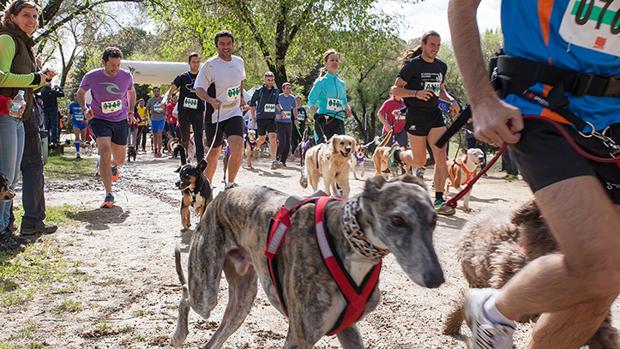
[511,118,620,204]
[205,116,244,148]
[151,119,165,133]
[89,118,128,146]
[257,118,276,136]
[405,108,445,136]
[72,120,86,130]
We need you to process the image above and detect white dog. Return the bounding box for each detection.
[446,148,485,211]
[300,134,356,198]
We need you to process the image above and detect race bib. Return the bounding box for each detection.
[395,112,406,121]
[424,82,441,96]
[282,110,292,119]
[264,103,276,113]
[74,113,84,121]
[327,98,343,112]
[183,97,198,109]
[101,99,122,114]
[559,0,619,56]
[154,106,164,114]
[226,86,241,103]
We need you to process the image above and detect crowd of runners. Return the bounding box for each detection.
[0,0,619,348]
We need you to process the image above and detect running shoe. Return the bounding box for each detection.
[111,165,120,182]
[464,288,516,349]
[0,229,26,252]
[434,198,456,216]
[100,193,115,208]
[225,182,239,190]
[271,160,280,170]
[76,153,81,160]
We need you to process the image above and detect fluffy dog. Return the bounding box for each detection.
[171,175,444,348]
[301,134,356,198]
[445,148,484,211]
[373,144,412,178]
[0,173,15,200]
[175,155,212,232]
[351,144,367,180]
[127,145,137,163]
[244,130,258,169]
[443,201,618,348]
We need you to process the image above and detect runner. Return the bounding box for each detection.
[308,49,352,143]
[135,98,148,153]
[146,86,165,158]
[291,95,307,155]
[76,47,136,208]
[389,32,461,216]
[162,53,206,163]
[68,98,87,159]
[377,92,407,146]
[194,30,246,189]
[448,0,620,347]
[250,71,280,169]
[275,82,297,167]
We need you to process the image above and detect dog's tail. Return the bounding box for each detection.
[377,129,394,148]
[175,243,187,286]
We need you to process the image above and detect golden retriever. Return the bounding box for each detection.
[300,134,356,198]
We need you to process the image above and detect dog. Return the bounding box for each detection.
[301,134,356,198]
[443,200,619,348]
[127,145,137,162]
[373,144,413,178]
[174,147,212,231]
[0,173,15,201]
[297,128,315,168]
[350,143,367,180]
[167,136,180,157]
[244,130,258,169]
[445,148,484,211]
[171,175,444,348]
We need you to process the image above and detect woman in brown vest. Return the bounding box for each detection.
[0,0,55,251]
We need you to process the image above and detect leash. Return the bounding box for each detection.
[445,115,619,209]
[203,104,222,160]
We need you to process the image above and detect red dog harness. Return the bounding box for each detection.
[265,196,382,335]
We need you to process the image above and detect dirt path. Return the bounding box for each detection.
[2,152,609,348]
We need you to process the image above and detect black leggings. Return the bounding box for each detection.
[314,114,344,144]
[291,123,305,155]
[137,125,148,151]
[277,122,292,165]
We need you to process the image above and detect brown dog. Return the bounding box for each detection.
[301,134,356,198]
[351,143,367,180]
[443,200,619,348]
[445,148,484,211]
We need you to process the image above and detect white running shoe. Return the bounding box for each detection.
[465,288,516,349]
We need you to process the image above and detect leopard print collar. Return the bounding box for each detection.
[342,198,390,260]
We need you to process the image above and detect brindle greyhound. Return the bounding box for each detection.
[171,175,445,348]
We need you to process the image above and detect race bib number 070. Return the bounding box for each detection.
[560,0,619,56]
[327,98,343,112]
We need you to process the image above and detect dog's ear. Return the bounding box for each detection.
[174,165,182,173]
[351,137,357,150]
[329,135,338,153]
[392,174,427,190]
[197,159,208,173]
[363,175,387,197]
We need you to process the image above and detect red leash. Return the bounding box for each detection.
[445,116,619,209]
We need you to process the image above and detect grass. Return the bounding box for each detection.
[0,239,87,308]
[54,300,82,314]
[44,155,96,180]
[11,204,81,233]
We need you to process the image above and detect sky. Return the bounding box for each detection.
[379,0,502,42]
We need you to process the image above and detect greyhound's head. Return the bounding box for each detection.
[358,175,444,288]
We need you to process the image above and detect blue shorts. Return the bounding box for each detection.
[90,118,128,146]
[151,119,165,133]
[72,119,86,130]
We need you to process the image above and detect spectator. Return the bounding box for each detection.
[40,82,64,145]
[0,0,56,251]
[135,98,148,153]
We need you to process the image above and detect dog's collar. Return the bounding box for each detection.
[354,153,365,162]
[342,198,390,260]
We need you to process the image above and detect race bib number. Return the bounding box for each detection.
[395,112,406,121]
[101,99,122,114]
[226,86,241,103]
[282,111,292,119]
[264,104,276,113]
[183,97,198,109]
[74,113,84,121]
[327,98,343,112]
[154,106,164,114]
[560,0,619,56]
[424,82,441,96]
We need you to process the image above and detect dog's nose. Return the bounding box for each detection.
[175,181,182,188]
[423,270,445,289]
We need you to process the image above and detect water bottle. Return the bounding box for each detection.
[9,90,25,118]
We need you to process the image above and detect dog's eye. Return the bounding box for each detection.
[390,215,405,226]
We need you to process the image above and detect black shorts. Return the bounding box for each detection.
[405,108,445,136]
[257,118,276,136]
[90,118,128,146]
[205,116,244,148]
[511,119,620,204]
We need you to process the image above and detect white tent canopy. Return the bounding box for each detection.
[121,60,189,85]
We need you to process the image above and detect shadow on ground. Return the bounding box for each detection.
[68,206,130,230]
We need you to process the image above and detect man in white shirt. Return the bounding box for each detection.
[195,31,246,189]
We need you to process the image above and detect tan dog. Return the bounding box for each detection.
[445,148,484,211]
[372,130,393,176]
[244,130,258,169]
[350,144,367,180]
[301,134,356,198]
